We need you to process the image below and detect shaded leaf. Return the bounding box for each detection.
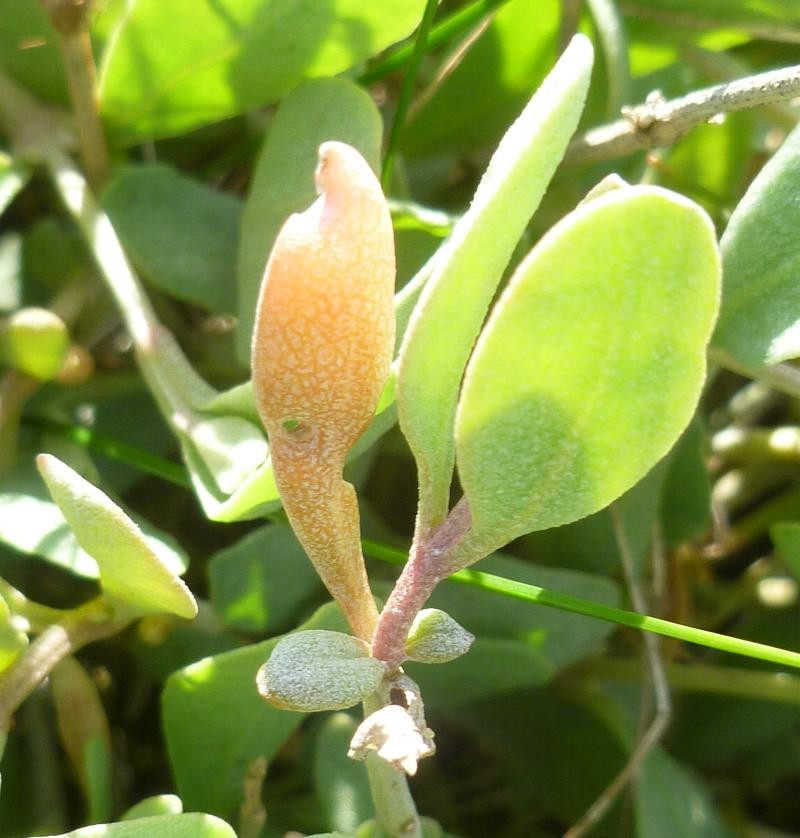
[313,713,373,835]
[121,796,183,820]
[102,165,241,313]
[209,524,322,633]
[404,609,474,664]
[163,602,348,818]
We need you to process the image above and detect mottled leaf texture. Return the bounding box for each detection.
[257,630,385,712]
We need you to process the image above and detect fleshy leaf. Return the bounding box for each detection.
[712,123,800,368]
[236,77,382,364]
[98,0,426,141]
[39,812,236,837]
[251,142,394,641]
[256,630,385,712]
[121,795,183,820]
[404,609,474,664]
[453,186,720,562]
[102,164,241,313]
[0,307,68,380]
[397,34,594,529]
[36,455,197,619]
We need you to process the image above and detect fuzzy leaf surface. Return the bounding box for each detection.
[397,35,593,528]
[257,630,385,712]
[454,186,720,557]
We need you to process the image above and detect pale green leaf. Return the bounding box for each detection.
[235,77,382,364]
[36,455,197,619]
[397,35,594,528]
[712,123,800,368]
[0,596,28,674]
[121,795,183,821]
[257,630,385,712]
[163,602,348,817]
[40,812,236,838]
[102,165,241,313]
[454,186,720,560]
[404,609,474,664]
[98,0,424,140]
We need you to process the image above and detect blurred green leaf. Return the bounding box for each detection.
[40,812,237,837]
[0,596,28,674]
[313,713,373,835]
[454,186,720,555]
[163,602,348,818]
[102,164,241,313]
[407,636,553,708]
[0,233,22,312]
[0,0,67,105]
[0,152,30,217]
[636,748,734,838]
[208,523,322,634]
[713,123,800,368]
[98,0,425,140]
[622,0,800,33]
[403,0,560,157]
[236,77,383,364]
[37,454,197,619]
[397,34,593,528]
[771,520,800,582]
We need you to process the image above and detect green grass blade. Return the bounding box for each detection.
[362,539,800,671]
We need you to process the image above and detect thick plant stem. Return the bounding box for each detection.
[362,692,422,838]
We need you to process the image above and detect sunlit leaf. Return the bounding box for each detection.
[37,454,197,619]
[454,186,720,559]
[397,34,594,528]
[99,0,425,140]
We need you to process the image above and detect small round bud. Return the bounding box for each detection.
[1,307,69,381]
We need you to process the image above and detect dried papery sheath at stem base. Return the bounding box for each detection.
[251,142,395,643]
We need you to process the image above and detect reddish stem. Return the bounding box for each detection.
[371,499,472,668]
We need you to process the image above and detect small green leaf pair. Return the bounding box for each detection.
[257,611,472,713]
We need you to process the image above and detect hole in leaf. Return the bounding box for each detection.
[282,419,303,432]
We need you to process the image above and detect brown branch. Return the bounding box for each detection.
[566,63,800,165]
[41,0,109,191]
